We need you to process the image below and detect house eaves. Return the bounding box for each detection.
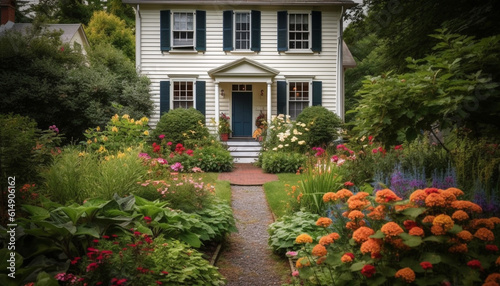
[208,57,280,79]
[122,0,357,7]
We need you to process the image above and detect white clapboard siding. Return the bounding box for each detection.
[138,5,341,128]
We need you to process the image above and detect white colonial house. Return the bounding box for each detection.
[124,0,356,139]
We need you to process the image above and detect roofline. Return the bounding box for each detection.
[122,0,357,7]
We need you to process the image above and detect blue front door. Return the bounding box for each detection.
[232,92,253,137]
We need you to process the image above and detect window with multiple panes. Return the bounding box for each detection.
[289,14,309,50]
[173,81,194,109]
[234,12,251,50]
[173,12,194,47]
[289,82,310,119]
[232,84,252,91]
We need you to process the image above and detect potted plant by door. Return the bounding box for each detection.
[219,112,232,141]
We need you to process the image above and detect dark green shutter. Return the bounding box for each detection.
[277,11,288,52]
[196,81,206,115]
[277,81,287,115]
[160,10,171,51]
[251,10,261,52]
[311,11,322,52]
[196,10,206,51]
[160,81,170,115]
[312,81,322,106]
[223,10,233,51]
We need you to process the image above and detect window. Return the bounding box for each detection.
[235,12,250,50]
[289,82,310,119]
[289,14,309,50]
[232,84,252,91]
[173,81,194,109]
[173,12,194,48]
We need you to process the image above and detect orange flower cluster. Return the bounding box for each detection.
[319,235,333,246]
[425,193,446,207]
[452,210,469,221]
[375,189,402,204]
[352,226,375,243]
[381,222,404,237]
[311,244,327,257]
[471,218,495,230]
[336,188,354,200]
[295,234,313,244]
[474,227,495,241]
[341,253,355,263]
[451,200,483,213]
[409,227,424,237]
[360,238,382,255]
[395,267,416,283]
[448,243,468,253]
[347,192,370,210]
[316,217,333,227]
[409,187,465,208]
[456,230,473,242]
[484,273,500,285]
[432,214,454,233]
[322,192,337,203]
[347,210,365,221]
[296,257,311,268]
[368,205,386,220]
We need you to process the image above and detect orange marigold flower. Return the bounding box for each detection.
[424,188,441,195]
[348,210,365,221]
[347,199,370,210]
[448,243,468,253]
[409,189,427,203]
[444,187,464,197]
[342,211,349,218]
[316,217,333,227]
[472,218,495,230]
[485,273,500,283]
[431,225,446,235]
[433,214,454,232]
[350,192,370,200]
[422,215,435,224]
[496,256,500,266]
[375,189,402,204]
[440,191,457,205]
[328,232,340,241]
[395,267,416,283]
[319,235,334,246]
[451,200,483,213]
[311,244,328,257]
[394,204,413,212]
[368,209,385,220]
[323,192,337,203]
[409,227,424,237]
[295,234,313,244]
[456,230,473,242]
[336,188,354,200]
[341,253,355,263]
[425,193,446,207]
[452,210,469,221]
[296,257,311,268]
[360,238,382,255]
[316,256,327,265]
[490,217,500,225]
[474,227,495,241]
[352,226,375,243]
[381,222,404,237]
[389,238,409,250]
[346,221,363,230]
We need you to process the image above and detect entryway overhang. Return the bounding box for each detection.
[208,57,280,132]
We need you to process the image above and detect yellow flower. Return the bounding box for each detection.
[96,126,101,131]
[141,117,149,122]
[87,139,92,145]
[130,119,135,123]
[433,214,454,232]
[117,152,125,158]
[102,136,108,142]
[78,152,86,157]
[127,147,132,152]
[112,114,119,122]
[98,145,106,153]
[135,120,143,125]
[112,126,118,132]
[122,114,130,119]
[94,137,97,143]
[144,130,149,136]
[295,234,313,244]
[395,267,415,283]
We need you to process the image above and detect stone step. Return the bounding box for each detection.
[228,146,261,152]
[233,157,258,163]
[230,151,260,157]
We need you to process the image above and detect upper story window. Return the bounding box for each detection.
[173,12,194,48]
[289,14,309,50]
[235,12,251,50]
[173,81,194,109]
[288,81,310,119]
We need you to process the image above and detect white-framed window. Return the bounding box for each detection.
[234,12,251,50]
[288,81,310,119]
[289,13,309,50]
[173,80,194,109]
[173,12,194,48]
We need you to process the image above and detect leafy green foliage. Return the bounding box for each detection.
[296,106,343,147]
[85,11,135,60]
[152,108,210,147]
[350,31,500,146]
[268,210,322,254]
[0,27,152,141]
[261,152,307,174]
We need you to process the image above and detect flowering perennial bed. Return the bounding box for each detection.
[290,187,500,285]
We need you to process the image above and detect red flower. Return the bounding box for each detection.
[345,252,355,259]
[486,245,499,252]
[425,188,440,195]
[420,261,433,270]
[344,181,355,187]
[361,264,376,278]
[161,271,169,275]
[102,235,110,239]
[152,142,161,153]
[112,234,118,238]
[186,149,194,156]
[86,262,99,272]
[70,257,81,265]
[403,220,418,231]
[93,239,99,243]
[395,145,403,150]
[156,282,163,285]
[144,216,152,223]
[467,259,482,270]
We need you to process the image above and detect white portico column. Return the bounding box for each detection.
[266,81,272,125]
[215,81,220,133]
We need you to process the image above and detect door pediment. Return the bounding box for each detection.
[208,57,279,79]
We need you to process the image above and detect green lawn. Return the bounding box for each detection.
[263,173,304,218]
[204,172,232,204]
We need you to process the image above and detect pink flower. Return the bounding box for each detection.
[292,270,299,277]
[344,181,354,187]
[286,251,298,257]
[86,262,99,272]
[167,141,172,146]
[372,148,378,154]
[144,216,152,224]
[331,155,339,162]
[159,134,165,139]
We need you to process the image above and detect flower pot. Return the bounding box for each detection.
[220,133,229,141]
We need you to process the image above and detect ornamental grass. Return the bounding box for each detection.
[292,187,500,286]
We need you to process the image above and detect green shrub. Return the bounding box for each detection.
[193,145,233,172]
[152,108,210,146]
[261,151,306,173]
[267,210,322,254]
[296,106,343,147]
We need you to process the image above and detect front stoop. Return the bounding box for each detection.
[225,138,262,163]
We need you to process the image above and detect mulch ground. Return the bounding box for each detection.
[216,186,291,285]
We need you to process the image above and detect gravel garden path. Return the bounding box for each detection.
[217,165,290,285]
